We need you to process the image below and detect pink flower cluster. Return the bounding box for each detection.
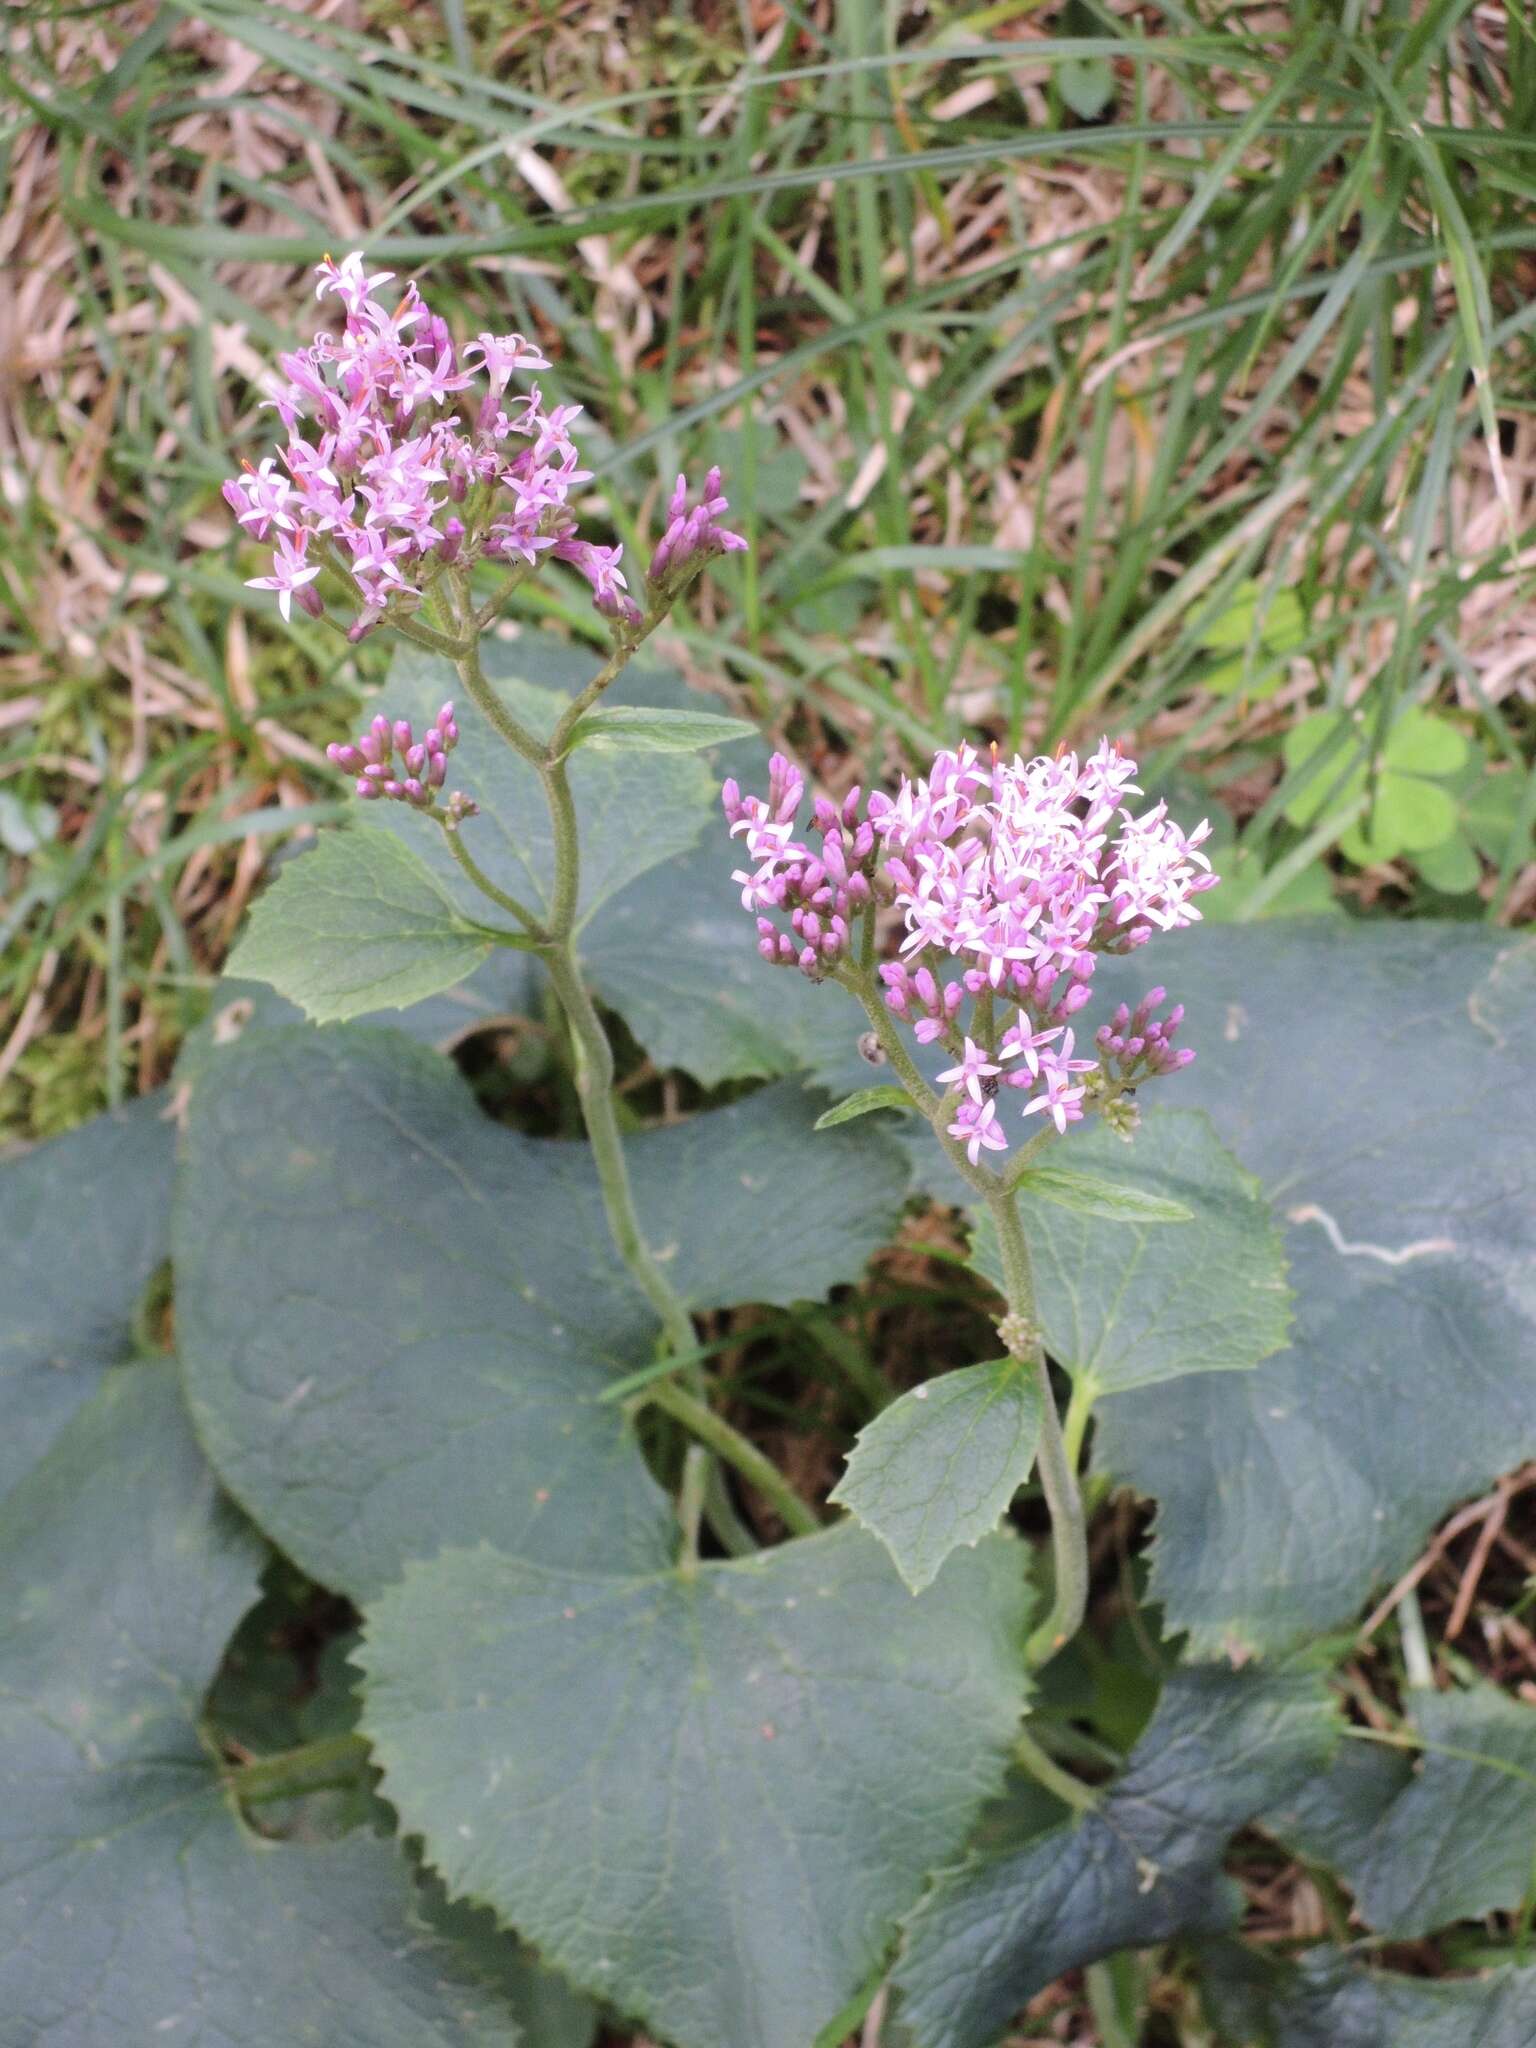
[722,755,875,975]
[224,254,743,641]
[723,738,1216,1162]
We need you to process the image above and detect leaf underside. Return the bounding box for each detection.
[892,1667,1339,2048]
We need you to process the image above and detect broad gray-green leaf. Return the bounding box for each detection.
[1092,924,1536,1657]
[0,1363,521,2047]
[1264,1685,1536,1937]
[228,825,497,1023]
[359,1525,1032,2048]
[892,1668,1338,2048]
[565,703,757,754]
[0,1092,173,1497]
[815,1084,919,1130]
[969,1110,1291,1395]
[174,1026,670,1599]
[377,641,714,928]
[175,1027,904,1598]
[1198,1939,1536,2048]
[1013,1164,1193,1224]
[830,1359,1042,1593]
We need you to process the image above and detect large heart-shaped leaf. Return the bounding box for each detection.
[175,1026,906,1599]
[0,1362,522,2046]
[830,1359,1043,1593]
[228,826,505,1023]
[1092,923,1536,1657]
[377,639,715,929]
[969,1110,1292,1395]
[0,1091,174,1498]
[891,1667,1337,2048]
[1199,1939,1536,2047]
[358,1524,1032,2048]
[1264,1683,1536,1938]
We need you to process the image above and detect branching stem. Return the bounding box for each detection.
[443,599,822,1547]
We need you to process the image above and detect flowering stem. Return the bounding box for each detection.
[835,959,999,1196]
[451,616,547,766]
[444,611,819,1548]
[442,830,547,938]
[990,1191,1090,1668]
[647,1378,820,1538]
[542,947,696,1355]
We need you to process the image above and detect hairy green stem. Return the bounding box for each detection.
[676,1444,710,1577]
[991,1194,1090,1668]
[228,1731,372,1806]
[446,610,821,1548]
[442,829,547,937]
[451,615,547,764]
[542,947,696,1355]
[1013,1721,1100,1815]
[649,1378,821,1538]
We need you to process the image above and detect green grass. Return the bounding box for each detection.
[3,0,1535,1141]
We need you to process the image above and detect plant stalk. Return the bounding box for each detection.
[990,1193,1090,1668]
[447,615,822,1547]
[229,1731,373,1806]
[649,1377,820,1538]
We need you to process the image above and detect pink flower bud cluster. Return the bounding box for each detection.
[223,252,635,636]
[1095,986,1193,1081]
[327,700,475,818]
[722,736,1218,1162]
[722,754,876,978]
[649,469,748,589]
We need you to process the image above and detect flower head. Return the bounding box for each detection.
[723,737,1217,1162]
[227,254,729,641]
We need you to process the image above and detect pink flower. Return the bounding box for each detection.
[948,1098,1008,1165]
[226,253,718,635]
[245,530,321,621]
[724,736,1215,1160]
[935,1037,1002,1106]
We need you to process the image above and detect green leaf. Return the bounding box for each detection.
[358,1525,1032,2048]
[175,1028,905,1598]
[565,703,757,754]
[892,1668,1338,2048]
[1413,829,1482,894]
[228,827,495,1023]
[1383,706,1470,777]
[1092,923,1536,1658]
[1265,1685,1536,1937]
[1199,1939,1536,2048]
[1280,710,1365,826]
[0,1364,523,2045]
[814,1084,919,1130]
[829,1359,1043,1593]
[0,1092,174,1497]
[375,640,715,929]
[1341,773,1459,862]
[1012,1164,1194,1224]
[1058,53,1115,119]
[970,1111,1291,1395]
[1197,579,1305,653]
